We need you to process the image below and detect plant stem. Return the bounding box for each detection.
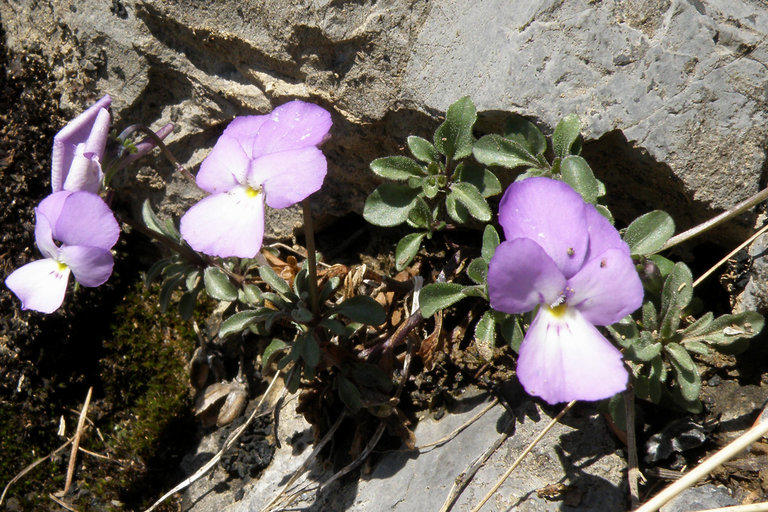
[661,186,768,251]
[624,386,641,510]
[113,124,196,185]
[302,199,320,317]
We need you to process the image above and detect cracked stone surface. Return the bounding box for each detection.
[183,389,626,511]
[3,0,768,243]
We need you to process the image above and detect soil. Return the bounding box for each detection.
[3,18,768,512]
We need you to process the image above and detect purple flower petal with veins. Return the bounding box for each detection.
[5,191,120,313]
[488,177,643,404]
[181,100,332,258]
[51,95,112,194]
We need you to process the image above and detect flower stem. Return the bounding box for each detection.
[113,124,196,185]
[661,185,768,251]
[302,199,320,318]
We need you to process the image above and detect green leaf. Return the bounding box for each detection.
[406,197,432,229]
[349,363,394,392]
[665,342,701,402]
[466,257,488,284]
[185,269,201,291]
[332,296,386,325]
[145,258,171,286]
[474,310,496,361]
[319,277,341,303]
[301,334,321,368]
[363,183,421,227]
[259,265,291,296]
[263,338,288,368]
[291,306,314,323]
[240,283,262,306]
[642,301,658,331]
[219,309,270,338]
[407,135,439,163]
[659,263,693,338]
[606,316,640,350]
[473,134,539,170]
[560,155,600,204]
[649,254,675,279]
[419,282,466,317]
[552,114,582,158]
[461,284,487,299]
[445,191,469,224]
[450,182,491,221]
[595,204,614,224]
[682,311,764,350]
[337,375,362,412]
[454,162,502,198]
[623,211,676,256]
[203,266,238,302]
[481,225,501,262]
[142,199,176,240]
[434,96,477,160]
[159,275,183,312]
[370,156,426,181]
[503,114,547,156]
[625,331,662,362]
[395,232,426,271]
[320,318,348,337]
[178,288,200,320]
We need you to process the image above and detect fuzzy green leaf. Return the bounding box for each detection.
[503,114,547,156]
[203,266,238,302]
[624,211,676,256]
[407,135,440,163]
[474,310,496,361]
[659,262,693,338]
[363,183,421,227]
[370,156,426,181]
[450,182,491,221]
[395,232,426,271]
[466,257,488,285]
[434,96,477,160]
[332,296,386,325]
[259,264,291,296]
[337,375,362,412]
[665,342,701,402]
[407,197,432,229]
[481,225,501,262]
[552,114,582,158]
[473,134,539,169]
[220,309,270,338]
[560,155,601,204]
[445,191,470,224]
[263,338,288,368]
[682,311,763,350]
[454,162,502,198]
[419,282,466,317]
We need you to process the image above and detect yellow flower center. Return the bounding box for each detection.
[244,186,261,198]
[56,261,68,272]
[547,303,568,318]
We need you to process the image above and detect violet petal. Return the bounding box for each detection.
[498,177,589,279]
[249,100,332,157]
[584,203,630,261]
[488,238,567,314]
[123,122,175,165]
[180,187,265,258]
[248,147,327,209]
[516,306,628,404]
[196,133,250,193]
[34,207,60,260]
[567,248,644,325]
[4,259,70,314]
[61,245,115,287]
[52,192,120,250]
[51,95,112,192]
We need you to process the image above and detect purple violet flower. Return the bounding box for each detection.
[180,100,332,258]
[487,177,643,404]
[51,95,112,194]
[5,191,120,314]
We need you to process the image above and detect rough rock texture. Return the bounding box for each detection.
[4,0,768,243]
[183,390,626,511]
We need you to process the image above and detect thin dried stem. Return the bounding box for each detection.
[0,439,72,505]
[145,369,286,512]
[636,419,768,512]
[661,186,768,251]
[694,505,768,512]
[625,387,642,510]
[63,387,92,495]
[692,223,768,288]
[469,400,576,512]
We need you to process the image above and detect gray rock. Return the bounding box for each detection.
[183,390,626,511]
[659,484,737,512]
[4,0,768,243]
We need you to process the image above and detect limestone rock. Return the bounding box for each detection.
[4,0,768,243]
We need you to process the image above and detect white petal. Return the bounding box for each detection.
[5,259,70,314]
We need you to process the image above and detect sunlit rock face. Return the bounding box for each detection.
[3,0,768,243]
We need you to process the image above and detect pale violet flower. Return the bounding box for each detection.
[180,100,332,258]
[51,95,112,194]
[487,177,643,404]
[5,191,120,313]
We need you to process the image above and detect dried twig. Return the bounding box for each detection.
[0,439,72,505]
[692,222,768,288]
[416,398,499,452]
[439,410,514,512]
[694,505,768,512]
[625,387,643,510]
[62,386,92,495]
[636,419,768,512]
[469,400,577,512]
[144,369,286,512]
[49,492,78,511]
